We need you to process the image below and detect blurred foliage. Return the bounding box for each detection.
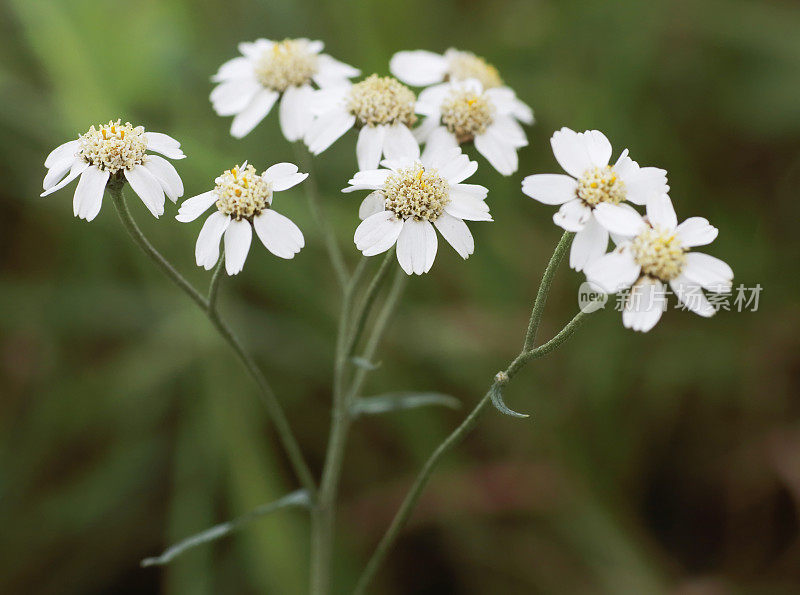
[1,0,799,593]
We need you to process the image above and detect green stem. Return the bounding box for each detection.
[293,143,349,290]
[353,233,583,593]
[345,249,396,358]
[109,185,316,497]
[207,251,225,313]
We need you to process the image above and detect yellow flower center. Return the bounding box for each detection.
[254,39,318,91]
[577,166,626,207]
[440,89,494,142]
[383,163,450,222]
[214,164,272,220]
[347,75,417,127]
[631,226,687,281]
[447,50,503,89]
[78,120,148,173]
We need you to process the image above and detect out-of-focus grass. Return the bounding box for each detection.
[1,0,798,593]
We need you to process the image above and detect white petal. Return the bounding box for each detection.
[682,252,733,292]
[445,189,492,221]
[212,56,254,82]
[396,219,436,275]
[40,160,89,197]
[623,277,667,332]
[550,127,594,178]
[623,166,669,205]
[230,88,279,139]
[585,245,641,294]
[382,124,420,163]
[44,139,79,168]
[356,125,386,171]
[438,153,478,184]
[593,203,646,236]
[451,183,488,201]
[143,155,183,203]
[304,108,356,154]
[43,157,77,191]
[72,166,109,221]
[675,217,718,247]
[342,169,392,193]
[416,83,451,116]
[253,209,305,259]
[521,174,577,205]
[145,132,185,160]
[210,78,262,116]
[570,216,609,271]
[279,84,315,142]
[312,54,360,87]
[580,130,612,168]
[420,127,459,162]
[389,50,448,86]
[223,219,252,275]
[474,128,518,176]
[176,191,217,222]
[354,211,403,256]
[670,276,714,317]
[645,193,677,231]
[489,115,528,148]
[124,166,165,218]
[195,211,230,270]
[485,87,534,124]
[553,199,591,232]
[434,212,474,259]
[359,191,385,220]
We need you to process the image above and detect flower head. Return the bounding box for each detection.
[304,74,420,171]
[414,79,533,176]
[521,127,669,271]
[176,162,307,275]
[390,48,504,89]
[343,142,491,275]
[584,194,732,332]
[41,120,185,221]
[211,38,359,140]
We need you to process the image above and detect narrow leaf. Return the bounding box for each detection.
[141,489,311,567]
[490,384,530,419]
[350,356,381,370]
[352,392,460,416]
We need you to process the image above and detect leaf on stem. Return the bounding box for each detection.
[490,384,530,419]
[351,392,460,416]
[140,489,311,567]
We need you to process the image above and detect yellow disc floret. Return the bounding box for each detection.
[631,226,687,281]
[440,89,495,142]
[383,163,450,222]
[446,50,503,89]
[78,120,148,173]
[347,75,417,127]
[254,39,318,91]
[577,166,627,207]
[214,164,272,220]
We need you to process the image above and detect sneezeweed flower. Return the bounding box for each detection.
[390,48,505,90]
[585,194,732,332]
[522,127,669,272]
[414,78,533,176]
[211,38,359,140]
[41,120,185,221]
[343,142,491,275]
[176,162,307,275]
[304,74,420,171]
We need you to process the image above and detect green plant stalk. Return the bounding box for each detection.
[109,184,316,497]
[354,232,582,593]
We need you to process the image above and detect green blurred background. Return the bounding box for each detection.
[2,0,799,593]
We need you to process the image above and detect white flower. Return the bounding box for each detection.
[211,38,359,140]
[41,120,185,221]
[304,74,420,171]
[177,162,307,275]
[414,78,533,176]
[390,48,505,90]
[585,194,732,332]
[521,127,669,272]
[343,141,491,275]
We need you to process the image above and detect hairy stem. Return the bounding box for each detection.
[109,185,316,497]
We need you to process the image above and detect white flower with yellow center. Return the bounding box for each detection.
[343,143,491,275]
[303,74,420,171]
[41,120,185,221]
[210,38,359,140]
[390,48,505,90]
[414,78,533,176]
[522,127,669,271]
[585,194,732,332]
[176,162,307,275]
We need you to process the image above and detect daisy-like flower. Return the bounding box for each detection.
[176,162,307,275]
[414,78,533,176]
[343,141,491,275]
[522,127,669,271]
[585,194,732,332]
[41,119,185,221]
[303,74,420,171]
[210,38,359,140]
[390,48,505,90]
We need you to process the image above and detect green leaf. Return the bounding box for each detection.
[490,384,530,419]
[351,392,460,416]
[140,489,311,567]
